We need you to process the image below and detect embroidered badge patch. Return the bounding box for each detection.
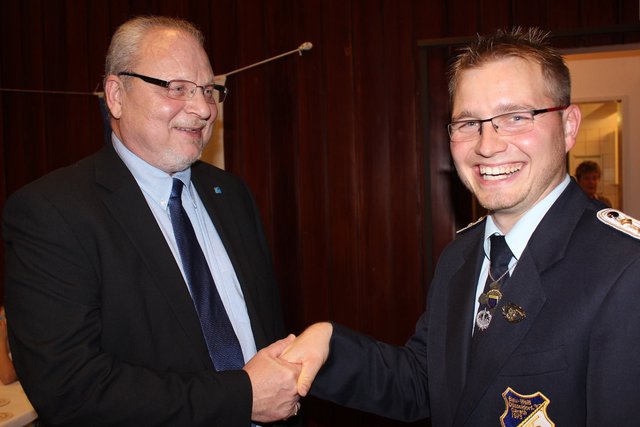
[500,387,555,427]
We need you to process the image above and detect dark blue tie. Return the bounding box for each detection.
[474,234,513,334]
[487,234,513,290]
[168,178,244,371]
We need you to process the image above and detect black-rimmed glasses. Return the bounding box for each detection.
[447,106,568,142]
[118,71,227,104]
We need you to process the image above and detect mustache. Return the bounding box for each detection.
[173,119,210,129]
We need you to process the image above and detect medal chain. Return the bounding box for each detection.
[487,260,517,287]
[476,260,518,331]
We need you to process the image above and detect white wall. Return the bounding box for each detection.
[569,101,620,208]
[565,48,640,217]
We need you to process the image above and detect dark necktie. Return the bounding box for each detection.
[168,178,244,371]
[474,234,513,334]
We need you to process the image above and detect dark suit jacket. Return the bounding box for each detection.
[3,144,292,426]
[311,180,640,426]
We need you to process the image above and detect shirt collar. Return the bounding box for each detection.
[484,174,571,260]
[111,134,192,207]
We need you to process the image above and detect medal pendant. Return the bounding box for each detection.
[476,308,492,331]
[501,303,526,323]
[486,289,502,309]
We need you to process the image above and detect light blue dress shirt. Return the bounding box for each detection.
[112,135,257,365]
[472,175,571,333]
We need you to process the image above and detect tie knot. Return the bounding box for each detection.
[170,178,184,201]
[489,234,512,269]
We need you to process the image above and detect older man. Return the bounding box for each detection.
[4,16,300,426]
[282,28,640,426]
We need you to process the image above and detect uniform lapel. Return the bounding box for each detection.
[443,236,484,419]
[453,252,546,426]
[94,146,212,366]
[452,181,589,426]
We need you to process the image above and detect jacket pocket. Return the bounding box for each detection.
[499,347,567,376]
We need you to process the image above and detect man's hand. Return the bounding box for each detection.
[280,322,333,396]
[243,335,301,422]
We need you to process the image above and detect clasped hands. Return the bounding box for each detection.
[243,322,332,422]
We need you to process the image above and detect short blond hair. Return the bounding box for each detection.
[447,27,571,107]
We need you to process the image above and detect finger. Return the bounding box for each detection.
[262,334,296,358]
[296,360,323,396]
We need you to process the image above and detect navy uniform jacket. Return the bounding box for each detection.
[3,144,295,426]
[311,180,640,426]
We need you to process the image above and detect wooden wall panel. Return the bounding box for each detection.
[581,0,618,45]
[319,0,364,331]
[262,0,304,334]
[86,1,112,147]
[231,0,272,230]
[207,0,237,74]
[290,0,334,328]
[41,2,69,170]
[378,0,425,343]
[351,0,390,335]
[2,1,48,192]
[477,0,511,33]
[446,0,478,35]
[512,0,548,28]
[414,1,446,39]
[621,0,640,42]
[547,0,580,31]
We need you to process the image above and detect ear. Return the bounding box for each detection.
[104,75,124,119]
[562,104,581,153]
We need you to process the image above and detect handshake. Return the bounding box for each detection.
[242,322,333,423]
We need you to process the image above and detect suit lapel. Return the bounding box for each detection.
[94,147,212,366]
[191,167,269,349]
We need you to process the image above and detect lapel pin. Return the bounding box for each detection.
[501,303,526,323]
[214,186,222,194]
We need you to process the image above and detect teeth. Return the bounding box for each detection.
[479,164,521,180]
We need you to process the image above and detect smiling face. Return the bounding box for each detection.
[105,28,217,174]
[450,57,581,232]
[577,171,600,198]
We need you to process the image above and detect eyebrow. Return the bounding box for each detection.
[174,78,216,86]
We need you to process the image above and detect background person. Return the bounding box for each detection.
[281,27,640,426]
[4,16,300,426]
[575,160,612,207]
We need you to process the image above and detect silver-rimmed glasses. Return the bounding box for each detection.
[118,71,227,104]
[447,106,568,142]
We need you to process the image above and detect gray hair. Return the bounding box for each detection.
[104,16,204,86]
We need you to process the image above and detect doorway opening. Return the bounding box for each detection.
[569,100,622,209]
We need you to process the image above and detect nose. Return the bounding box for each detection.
[475,121,507,157]
[185,87,215,121]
